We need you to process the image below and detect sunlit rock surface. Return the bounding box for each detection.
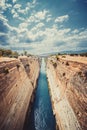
[0,56,40,130]
[47,55,87,130]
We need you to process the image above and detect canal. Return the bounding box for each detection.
[24,58,56,130]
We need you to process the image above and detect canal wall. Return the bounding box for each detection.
[0,56,40,130]
[46,56,87,130]
[23,58,56,130]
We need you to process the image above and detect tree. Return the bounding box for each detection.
[0,51,2,57]
[24,50,27,56]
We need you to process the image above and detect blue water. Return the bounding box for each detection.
[24,58,56,130]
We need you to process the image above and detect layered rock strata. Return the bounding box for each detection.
[0,56,40,130]
[47,56,87,130]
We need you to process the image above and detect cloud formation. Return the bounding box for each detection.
[0,0,87,55]
[55,15,69,23]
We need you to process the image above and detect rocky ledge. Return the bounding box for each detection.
[0,56,40,130]
[46,55,87,130]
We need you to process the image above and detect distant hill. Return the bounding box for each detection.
[40,49,87,57]
[59,49,87,54]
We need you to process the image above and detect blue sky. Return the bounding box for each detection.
[0,0,87,55]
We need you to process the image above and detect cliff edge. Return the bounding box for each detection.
[0,56,40,130]
[47,55,87,130]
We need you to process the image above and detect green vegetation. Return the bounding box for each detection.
[50,52,87,58]
[70,53,87,57]
[27,54,32,57]
[79,52,87,57]
[56,55,59,60]
[24,50,27,56]
[20,51,32,57]
[70,54,76,56]
[0,48,19,58]
[0,50,2,57]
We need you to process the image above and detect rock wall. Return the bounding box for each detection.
[0,56,40,130]
[46,56,87,130]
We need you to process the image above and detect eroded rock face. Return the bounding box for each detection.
[0,56,40,130]
[46,56,87,130]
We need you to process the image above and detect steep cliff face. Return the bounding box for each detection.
[0,56,40,130]
[47,56,87,130]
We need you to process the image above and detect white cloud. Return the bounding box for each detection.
[0,1,12,12]
[18,23,28,33]
[0,0,5,6]
[57,28,71,35]
[35,10,49,20]
[14,4,21,9]
[26,10,51,25]
[32,0,37,4]
[12,0,17,3]
[46,17,51,22]
[55,15,69,23]
[4,16,87,55]
[27,15,37,23]
[0,0,87,55]
[0,0,6,11]
[11,7,25,20]
[11,9,15,14]
[0,14,8,22]
[72,29,79,34]
[31,23,44,33]
[11,0,37,19]
[16,0,37,15]
[17,6,30,14]
[13,13,19,18]
[36,22,44,28]
[6,3,12,8]
[19,22,28,29]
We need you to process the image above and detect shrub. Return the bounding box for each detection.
[62,55,66,58]
[78,71,82,76]
[0,48,19,58]
[3,67,9,74]
[80,53,87,57]
[63,73,65,76]
[70,54,74,56]
[24,51,27,56]
[78,71,87,78]
[24,64,29,68]
[0,51,2,57]
[16,64,20,69]
[31,81,33,86]
[53,62,57,68]
[84,71,87,77]
[56,55,59,61]
[14,55,18,58]
[51,60,53,63]
[26,64,29,67]
[66,61,69,66]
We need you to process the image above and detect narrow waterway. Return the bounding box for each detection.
[24,58,56,130]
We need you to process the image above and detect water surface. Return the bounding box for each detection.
[24,58,56,130]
